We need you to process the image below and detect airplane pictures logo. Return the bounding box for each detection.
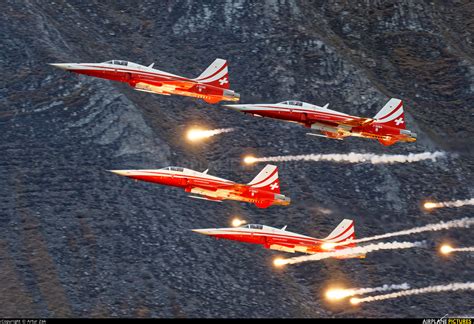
[423,315,472,324]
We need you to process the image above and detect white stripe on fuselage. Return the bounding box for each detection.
[76,63,190,81]
[238,104,352,119]
[207,227,321,242]
[121,169,235,185]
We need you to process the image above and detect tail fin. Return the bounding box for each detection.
[373,98,405,129]
[194,58,230,89]
[322,219,365,258]
[247,164,280,194]
[323,219,355,246]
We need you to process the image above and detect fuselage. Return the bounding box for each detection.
[224,101,416,145]
[110,167,290,208]
[193,224,354,254]
[50,60,240,103]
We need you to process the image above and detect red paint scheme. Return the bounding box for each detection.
[110,165,290,209]
[194,219,364,258]
[225,99,417,146]
[51,59,239,104]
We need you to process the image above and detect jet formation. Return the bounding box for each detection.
[51,57,420,260]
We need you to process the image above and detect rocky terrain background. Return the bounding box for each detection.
[0,0,473,318]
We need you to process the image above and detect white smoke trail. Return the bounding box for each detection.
[187,127,235,141]
[279,241,423,265]
[345,217,474,246]
[327,283,410,300]
[425,198,474,210]
[442,246,474,254]
[245,151,445,165]
[350,282,474,305]
[451,247,474,252]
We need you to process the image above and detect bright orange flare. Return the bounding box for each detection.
[231,218,246,227]
[321,242,337,250]
[186,127,234,142]
[326,288,352,301]
[424,202,438,210]
[440,244,453,255]
[273,258,287,267]
[243,155,257,164]
[187,128,209,141]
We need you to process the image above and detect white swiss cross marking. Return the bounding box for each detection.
[218,77,228,86]
[395,118,404,126]
[270,183,279,190]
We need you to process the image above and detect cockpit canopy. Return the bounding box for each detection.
[279,100,304,106]
[103,60,129,66]
[162,166,184,172]
[241,224,263,230]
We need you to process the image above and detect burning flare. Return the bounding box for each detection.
[243,151,446,165]
[424,198,474,210]
[231,218,246,227]
[326,283,410,302]
[186,127,235,141]
[350,282,474,305]
[243,155,257,165]
[273,257,287,267]
[440,244,453,255]
[321,242,337,250]
[440,244,474,254]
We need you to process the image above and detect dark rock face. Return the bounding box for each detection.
[0,0,473,318]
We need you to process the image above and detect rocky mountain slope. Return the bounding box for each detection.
[0,0,473,318]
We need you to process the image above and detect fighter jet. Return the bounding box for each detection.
[223,98,417,146]
[50,58,239,104]
[193,219,364,258]
[110,165,290,208]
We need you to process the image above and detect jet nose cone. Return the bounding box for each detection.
[49,63,73,70]
[191,229,215,236]
[109,170,132,177]
[222,104,246,111]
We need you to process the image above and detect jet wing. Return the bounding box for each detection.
[157,80,196,89]
[134,79,196,93]
[337,117,373,127]
[310,115,373,127]
[189,181,237,190]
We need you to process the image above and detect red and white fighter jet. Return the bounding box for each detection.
[193,219,364,258]
[50,58,239,104]
[224,98,417,146]
[110,165,290,208]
